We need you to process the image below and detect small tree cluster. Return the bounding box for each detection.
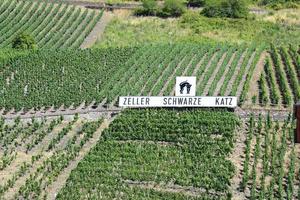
[201,0,249,18]
[260,0,299,9]
[135,0,186,18]
[187,0,205,7]
[12,33,37,50]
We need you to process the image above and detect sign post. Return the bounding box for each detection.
[119,76,238,109]
[119,96,237,108]
[295,103,300,143]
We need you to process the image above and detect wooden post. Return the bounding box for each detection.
[295,103,300,143]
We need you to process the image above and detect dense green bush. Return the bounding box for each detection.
[12,33,37,50]
[260,0,299,9]
[201,0,249,18]
[135,0,159,16]
[135,0,186,17]
[160,0,186,17]
[187,0,206,7]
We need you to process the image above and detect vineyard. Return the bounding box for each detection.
[57,109,239,199]
[256,45,300,108]
[0,0,102,49]
[0,43,265,112]
[0,114,107,199]
[239,114,300,199]
[0,0,300,199]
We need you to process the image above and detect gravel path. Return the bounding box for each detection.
[159,56,187,96]
[229,122,247,200]
[195,52,218,91]
[236,51,256,97]
[202,52,227,95]
[245,51,268,105]
[80,11,112,49]
[213,51,237,96]
[192,54,207,76]
[235,107,292,121]
[1,104,121,123]
[169,55,197,96]
[225,50,247,96]
[45,119,110,200]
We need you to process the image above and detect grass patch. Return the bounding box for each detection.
[94,10,300,48]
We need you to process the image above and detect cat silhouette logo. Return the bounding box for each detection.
[179,81,192,94]
[176,77,196,96]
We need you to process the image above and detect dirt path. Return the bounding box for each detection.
[213,51,237,96]
[236,51,257,97]
[192,54,207,76]
[0,152,31,185]
[229,121,247,200]
[45,119,110,200]
[235,107,291,121]
[225,50,247,96]
[244,51,267,106]
[278,51,295,104]
[268,54,283,106]
[169,55,196,96]
[2,120,83,200]
[182,55,196,76]
[2,105,121,122]
[202,52,227,95]
[80,11,112,49]
[124,180,225,198]
[147,60,174,96]
[29,121,70,154]
[2,151,53,200]
[195,52,219,91]
[158,56,187,96]
[0,122,69,185]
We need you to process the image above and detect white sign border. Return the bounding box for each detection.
[119,96,237,108]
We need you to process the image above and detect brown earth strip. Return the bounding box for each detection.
[213,51,237,96]
[236,51,257,98]
[244,51,267,106]
[195,52,219,91]
[225,50,247,96]
[158,56,187,96]
[229,121,247,199]
[169,55,197,96]
[203,52,227,95]
[45,119,110,200]
[1,120,83,199]
[80,11,112,49]
[123,179,225,198]
[191,54,207,76]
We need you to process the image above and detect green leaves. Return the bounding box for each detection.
[58,109,238,199]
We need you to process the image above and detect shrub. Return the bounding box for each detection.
[136,0,186,17]
[135,0,159,16]
[201,0,249,18]
[159,0,186,17]
[187,0,206,7]
[260,0,299,9]
[12,33,37,50]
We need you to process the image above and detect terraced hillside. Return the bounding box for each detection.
[57,109,239,199]
[254,45,300,108]
[0,43,264,113]
[0,115,107,199]
[239,114,300,199]
[0,0,103,49]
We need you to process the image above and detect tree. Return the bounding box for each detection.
[187,0,206,7]
[135,0,159,16]
[12,33,37,50]
[160,0,186,17]
[201,0,249,18]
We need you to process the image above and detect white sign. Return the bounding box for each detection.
[175,76,196,96]
[119,96,237,108]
